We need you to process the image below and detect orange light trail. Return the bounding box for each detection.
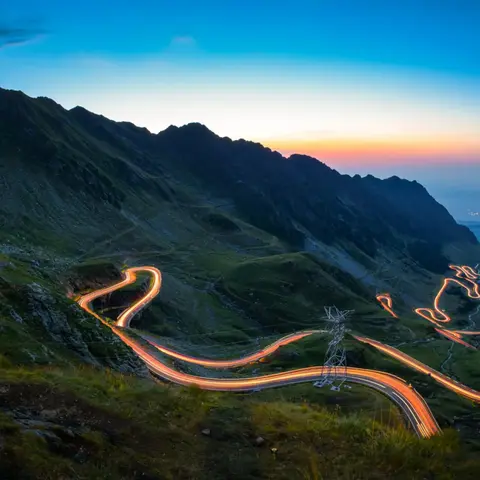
[377,265,480,346]
[376,293,398,318]
[414,265,480,326]
[367,265,480,402]
[434,328,476,349]
[76,266,440,438]
[355,336,480,403]
[146,331,321,368]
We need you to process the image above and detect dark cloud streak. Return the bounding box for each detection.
[0,25,46,49]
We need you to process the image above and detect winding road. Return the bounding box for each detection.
[375,293,398,319]
[377,264,480,346]
[77,265,444,439]
[75,263,480,439]
[373,264,480,401]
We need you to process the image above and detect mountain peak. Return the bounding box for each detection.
[177,122,217,136]
[69,105,108,120]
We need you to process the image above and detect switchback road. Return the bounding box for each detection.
[77,266,441,438]
[377,264,480,346]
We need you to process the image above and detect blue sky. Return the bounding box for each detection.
[2,0,479,74]
[1,0,479,219]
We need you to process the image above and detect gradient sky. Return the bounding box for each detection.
[1,0,479,219]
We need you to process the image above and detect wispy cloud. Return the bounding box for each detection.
[0,25,46,50]
[169,35,196,47]
[160,35,201,57]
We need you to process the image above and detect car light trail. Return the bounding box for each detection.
[76,266,440,438]
[414,265,480,326]
[434,328,476,349]
[376,293,398,318]
[360,265,480,403]
[355,336,480,403]
[145,330,323,368]
[116,267,162,328]
[378,265,480,347]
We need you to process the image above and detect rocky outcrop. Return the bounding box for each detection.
[0,252,147,375]
[25,282,148,375]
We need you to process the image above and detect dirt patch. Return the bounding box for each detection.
[0,382,129,434]
[0,381,184,478]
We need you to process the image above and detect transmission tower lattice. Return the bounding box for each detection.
[313,306,351,391]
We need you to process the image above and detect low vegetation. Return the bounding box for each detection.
[0,362,479,479]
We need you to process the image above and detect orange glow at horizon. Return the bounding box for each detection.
[261,136,480,164]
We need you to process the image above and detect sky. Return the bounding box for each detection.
[1,0,479,219]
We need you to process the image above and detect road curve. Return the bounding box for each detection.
[355,336,480,403]
[376,293,398,318]
[76,266,440,438]
[414,268,480,326]
[371,264,480,401]
[377,264,480,345]
[145,330,323,369]
[78,266,163,328]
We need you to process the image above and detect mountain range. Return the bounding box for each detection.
[1,87,476,270]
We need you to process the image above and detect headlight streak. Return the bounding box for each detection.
[76,265,444,438]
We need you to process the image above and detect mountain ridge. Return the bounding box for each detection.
[0,87,476,268]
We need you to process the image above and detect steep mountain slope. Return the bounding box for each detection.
[153,126,476,259]
[1,87,475,262]
[461,221,480,241]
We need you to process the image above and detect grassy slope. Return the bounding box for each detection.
[1,362,479,480]
[3,198,480,474]
[77,245,480,446]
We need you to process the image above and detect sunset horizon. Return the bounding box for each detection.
[2,0,479,217]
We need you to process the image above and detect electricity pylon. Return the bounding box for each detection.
[313,306,351,391]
